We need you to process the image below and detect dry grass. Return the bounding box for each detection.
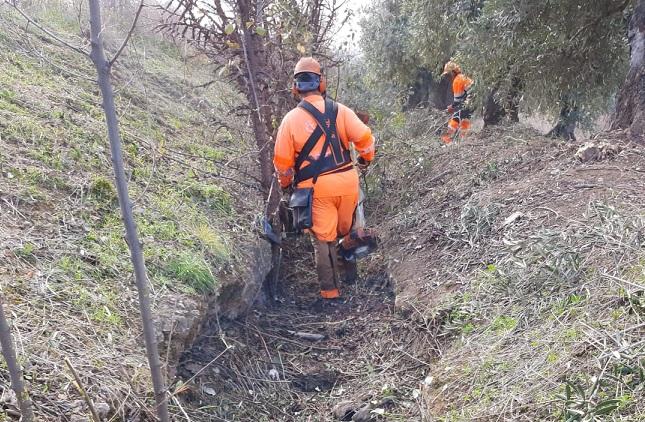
[368,111,645,421]
[0,6,262,420]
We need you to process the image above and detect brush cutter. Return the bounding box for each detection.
[338,184,379,261]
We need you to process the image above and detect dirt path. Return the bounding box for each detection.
[177,240,433,421]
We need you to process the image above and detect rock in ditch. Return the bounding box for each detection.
[156,296,204,378]
[95,401,110,419]
[352,405,376,422]
[332,400,358,421]
[575,141,622,163]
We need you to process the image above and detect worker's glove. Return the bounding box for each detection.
[447,104,455,114]
[357,157,370,171]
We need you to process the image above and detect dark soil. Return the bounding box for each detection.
[176,238,408,421]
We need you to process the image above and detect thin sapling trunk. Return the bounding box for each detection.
[0,295,35,421]
[86,0,170,420]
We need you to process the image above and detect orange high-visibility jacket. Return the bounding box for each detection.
[274,95,375,198]
[452,73,474,106]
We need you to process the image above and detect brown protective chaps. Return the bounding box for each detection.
[313,238,340,299]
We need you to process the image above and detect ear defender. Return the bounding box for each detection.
[318,75,327,94]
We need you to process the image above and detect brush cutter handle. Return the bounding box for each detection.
[357,156,370,171]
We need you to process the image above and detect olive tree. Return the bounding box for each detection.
[459,0,630,138]
[612,0,644,142]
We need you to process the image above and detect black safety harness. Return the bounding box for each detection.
[294,98,353,184]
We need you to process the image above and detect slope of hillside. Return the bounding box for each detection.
[371,114,645,420]
[0,8,267,420]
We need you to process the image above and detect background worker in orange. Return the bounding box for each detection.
[274,57,375,302]
[441,61,474,144]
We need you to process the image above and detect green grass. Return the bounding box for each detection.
[0,9,256,421]
[90,305,123,327]
[476,161,500,183]
[182,179,233,215]
[0,87,27,114]
[165,252,218,294]
[38,8,82,34]
[57,256,86,281]
[552,293,585,318]
[187,143,227,162]
[89,175,117,204]
[490,315,517,332]
[14,242,37,263]
[20,167,71,191]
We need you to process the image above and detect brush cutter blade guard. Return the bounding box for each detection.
[338,228,378,261]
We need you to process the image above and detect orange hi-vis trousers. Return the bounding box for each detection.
[441,118,471,144]
[311,192,359,242]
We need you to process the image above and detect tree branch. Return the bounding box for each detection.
[0,295,35,421]
[109,0,145,66]
[64,358,100,422]
[5,0,90,57]
[569,0,631,42]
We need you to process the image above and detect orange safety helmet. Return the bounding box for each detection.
[442,60,461,75]
[292,57,327,95]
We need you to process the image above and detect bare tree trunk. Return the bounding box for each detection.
[547,96,578,141]
[506,75,522,123]
[483,87,506,127]
[238,0,272,190]
[87,1,170,420]
[237,0,283,302]
[405,68,433,110]
[611,0,644,143]
[484,74,522,127]
[431,72,453,110]
[0,295,35,421]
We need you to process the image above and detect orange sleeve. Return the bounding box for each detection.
[453,74,473,95]
[463,75,473,92]
[273,114,295,188]
[453,76,464,95]
[341,106,375,162]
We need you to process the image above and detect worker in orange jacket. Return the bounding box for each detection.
[441,61,474,144]
[274,57,375,302]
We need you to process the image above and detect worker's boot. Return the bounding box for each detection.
[314,239,340,299]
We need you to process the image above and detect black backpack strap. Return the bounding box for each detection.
[298,99,327,124]
[295,99,352,184]
[294,99,351,184]
[312,130,332,185]
[294,100,327,171]
[323,99,345,165]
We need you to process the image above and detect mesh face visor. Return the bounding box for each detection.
[295,72,321,92]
